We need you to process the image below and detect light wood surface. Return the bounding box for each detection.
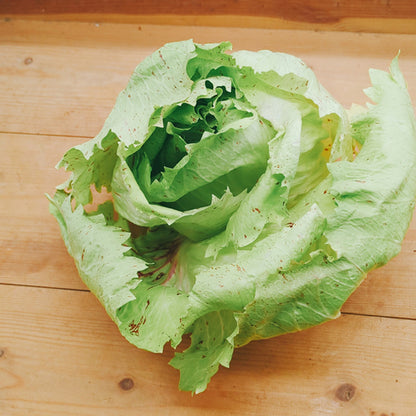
[1,285,415,416]
[1,19,416,415]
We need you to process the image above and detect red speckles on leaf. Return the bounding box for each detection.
[158,50,166,64]
[129,315,146,335]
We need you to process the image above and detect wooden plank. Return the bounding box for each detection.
[0,285,415,415]
[0,133,86,290]
[1,0,416,34]
[4,15,416,36]
[1,131,416,319]
[3,0,416,21]
[1,20,416,138]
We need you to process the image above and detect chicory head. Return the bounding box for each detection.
[49,40,416,393]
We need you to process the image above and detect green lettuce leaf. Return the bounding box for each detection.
[170,310,239,394]
[50,42,416,394]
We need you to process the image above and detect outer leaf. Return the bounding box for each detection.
[325,56,416,270]
[117,283,190,353]
[235,256,364,346]
[170,310,239,394]
[48,191,146,322]
[57,131,119,206]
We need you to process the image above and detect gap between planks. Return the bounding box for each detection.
[1,283,415,415]
[1,281,415,323]
[0,129,93,140]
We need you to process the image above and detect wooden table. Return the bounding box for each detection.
[1,18,416,416]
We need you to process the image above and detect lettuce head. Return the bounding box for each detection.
[49,40,416,393]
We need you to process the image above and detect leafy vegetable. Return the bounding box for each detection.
[49,40,416,393]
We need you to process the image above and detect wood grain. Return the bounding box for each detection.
[1,285,415,416]
[1,20,416,139]
[0,133,86,291]
[1,19,416,414]
[4,14,416,35]
[1,0,416,34]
